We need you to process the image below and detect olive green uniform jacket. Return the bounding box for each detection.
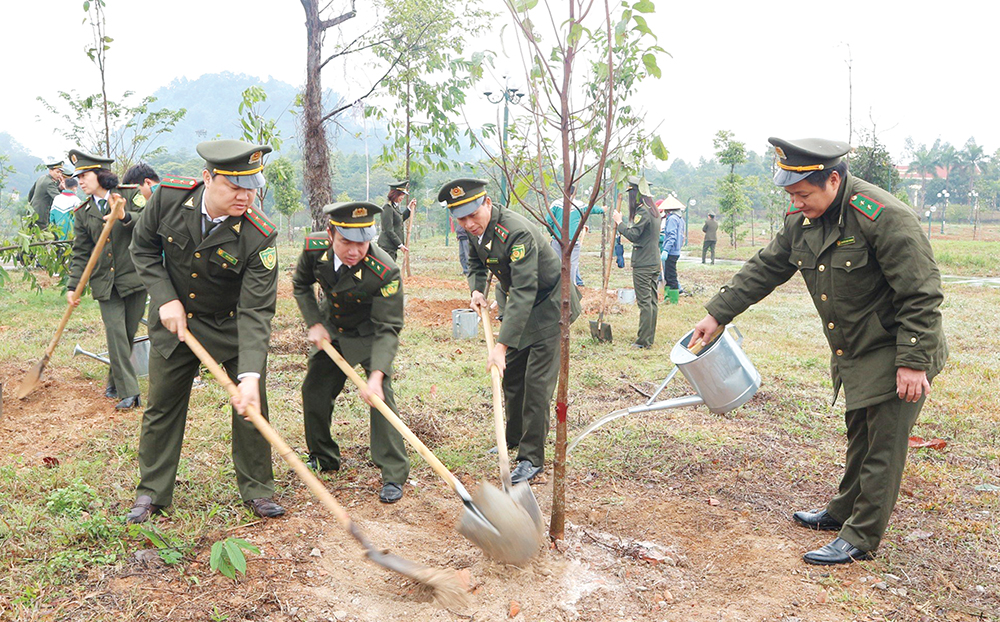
[27,174,60,227]
[130,179,278,376]
[376,200,411,259]
[468,206,580,350]
[705,174,948,409]
[616,203,661,268]
[292,234,409,482]
[67,186,146,301]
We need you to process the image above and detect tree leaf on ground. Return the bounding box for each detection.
[707,497,720,506]
[908,436,947,450]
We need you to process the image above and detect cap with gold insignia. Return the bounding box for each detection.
[45,160,64,170]
[196,139,272,190]
[438,178,488,219]
[68,149,114,177]
[769,137,852,187]
[388,179,409,194]
[323,201,383,242]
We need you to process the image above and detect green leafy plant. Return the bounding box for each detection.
[129,524,185,566]
[44,483,96,516]
[209,537,259,580]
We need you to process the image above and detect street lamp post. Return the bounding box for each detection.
[925,206,936,239]
[936,190,949,235]
[969,190,980,240]
[686,198,696,246]
[484,80,523,208]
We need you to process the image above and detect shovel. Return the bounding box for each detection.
[182,332,468,609]
[319,340,541,566]
[18,194,126,399]
[589,194,623,342]
[477,307,545,536]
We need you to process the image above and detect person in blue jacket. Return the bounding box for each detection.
[660,201,685,292]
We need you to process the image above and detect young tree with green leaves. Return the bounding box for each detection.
[237,86,285,207]
[501,0,667,540]
[713,130,748,247]
[263,157,304,240]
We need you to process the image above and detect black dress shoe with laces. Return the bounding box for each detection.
[125,495,161,524]
[244,498,286,518]
[306,456,340,472]
[803,537,873,565]
[115,395,141,410]
[792,508,843,531]
[510,460,543,485]
[379,482,403,503]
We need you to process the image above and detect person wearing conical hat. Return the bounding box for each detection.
[26,160,64,228]
[376,180,415,261]
[441,178,580,485]
[690,136,948,565]
[65,149,148,410]
[127,139,284,523]
[292,201,409,503]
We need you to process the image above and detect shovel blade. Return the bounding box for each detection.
[509,482,545,535]
[589,321,612,342]
[456,482,542,566]
[364,549,470,609]
[17,356,48,399]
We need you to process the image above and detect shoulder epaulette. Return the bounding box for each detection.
[786,207,802,215]
[303,232,330,250]
[244,207,276,236]
[495,223,509,243]
[160,176,200,190]
[850,193,884,221]
[363,254,389,279]
[117,183,138,190]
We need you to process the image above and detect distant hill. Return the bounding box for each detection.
[147,72,378,156]
[0,132,45,197]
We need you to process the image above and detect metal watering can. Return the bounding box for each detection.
[568,325,761,452]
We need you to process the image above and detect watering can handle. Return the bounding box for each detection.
[728,324,744,346]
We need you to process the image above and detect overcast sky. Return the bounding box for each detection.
[2,1,996,167]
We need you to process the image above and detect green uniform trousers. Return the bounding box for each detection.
[504,331,560,467]
[98,287,146,398]
[301,350,410,484]
[827,393,925,552]
[136,346,274,506]
[632,265,660,348]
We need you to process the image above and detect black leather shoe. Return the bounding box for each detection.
[379,482,403,503]
[803,537,873,565]
[306,456,340,472]
[115,395,141,410]
[105,385,118,399]
[630,342,651,350]
[510,460,543,485]
[792,508,843,531]
[244,498,286,518]
[125,495,161,524]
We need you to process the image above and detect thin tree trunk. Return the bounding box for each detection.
[403,74,413,277]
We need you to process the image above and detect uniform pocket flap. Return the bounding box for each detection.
[832,249,869,272]
[209,247,241,271]
[160,224,189,249]
[789,247,816,270]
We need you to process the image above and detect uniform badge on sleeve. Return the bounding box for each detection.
[133,194,146,207]
[380,279,400,297]
[258,246,277,270]
[510,243,526,263]
[633,214,642,224]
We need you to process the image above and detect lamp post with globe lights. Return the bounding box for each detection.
[936,190,949,235]
[484,79,523,207]
[969,190,980,240]
[925,205,936,239]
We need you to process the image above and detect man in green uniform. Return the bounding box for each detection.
[26,161,64,227]
[126,139,283,523]
[65,150,147,409]
[690,137,948,565]
[292,202,410,503]
[612,178,661,349]
[442,178,580,484]
[376,180,415,261]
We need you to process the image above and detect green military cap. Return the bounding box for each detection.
[627,176,641,187]
[196,139,272,190]
[769,137,852,187]
[45,160,64,169]
[388,179,409,193]
[68,149,113,176]
[323,201,382,242]
[438,178,488,218]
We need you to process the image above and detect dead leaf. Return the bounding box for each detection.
[509,599,520,618]
[42,456,60,468]
[905,529,933,542]
[908,436,947,450]
[817,590,828,604]
[706,497,720,506]
[454,348,463,354]
[662,589,674,603]
[429,385,438,399]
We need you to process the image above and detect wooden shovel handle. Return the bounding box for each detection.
[598,194,625,323]
[44,195,125,359]
[689,324,725,356]
[319,340,461,491]
[183,332,355,531]
[478,307,511,488]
